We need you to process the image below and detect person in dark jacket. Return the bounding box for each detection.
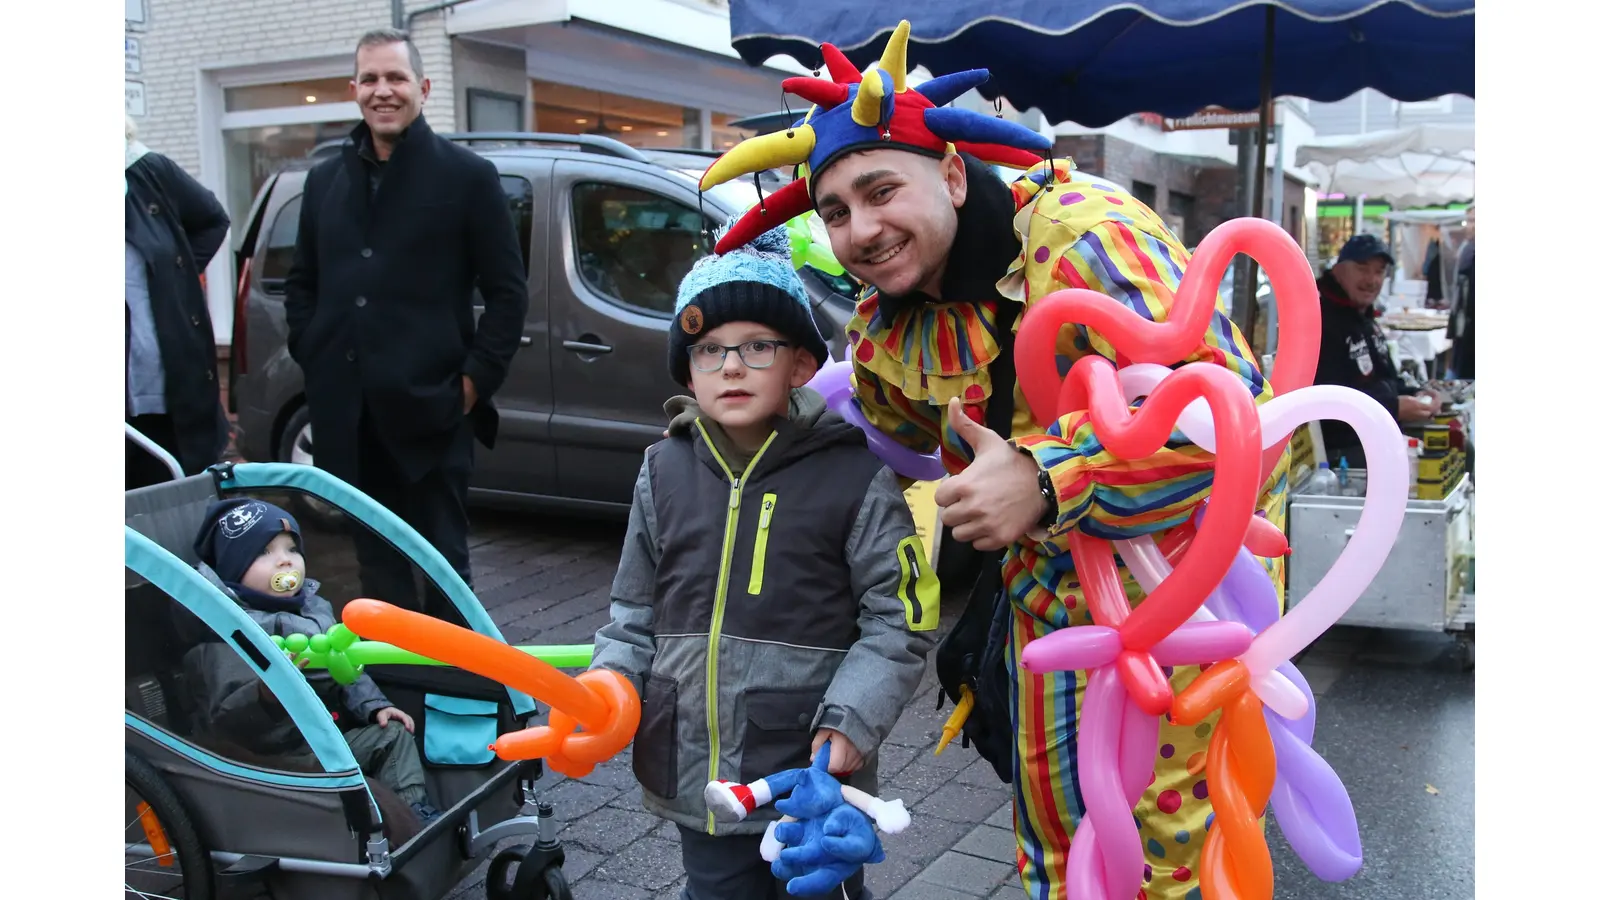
[1449,206,1475,379]
[184,498,440,823]
[284,29,528,611]
[591,225,935,900]
[125,116,231,488]
[1314,234,1440,465]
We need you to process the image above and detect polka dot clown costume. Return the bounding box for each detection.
[700,20,1288,900]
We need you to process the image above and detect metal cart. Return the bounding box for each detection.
[1286,469,1474,665]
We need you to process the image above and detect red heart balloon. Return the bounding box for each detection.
[1015,217,1320,493]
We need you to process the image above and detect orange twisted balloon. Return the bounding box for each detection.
[1172,660,1276,900]
[341,599,640,778]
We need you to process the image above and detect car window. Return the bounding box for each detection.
[500,175,533,269]
[256,194,302,292]
[571,182,713,315]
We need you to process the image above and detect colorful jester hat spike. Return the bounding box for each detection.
[699,19,1052,255]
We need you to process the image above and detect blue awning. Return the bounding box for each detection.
[729,1,1474,127]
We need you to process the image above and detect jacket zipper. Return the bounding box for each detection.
[695,422,776,834]
[747,494,778,595]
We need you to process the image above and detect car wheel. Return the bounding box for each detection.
[275,405,346,530]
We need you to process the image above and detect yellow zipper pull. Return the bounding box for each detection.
[759,497,775,529]
[729,478,741,510]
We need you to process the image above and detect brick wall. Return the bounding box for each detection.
[126,0,455,176]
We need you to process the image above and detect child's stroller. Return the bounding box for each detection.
[125,425,576,900]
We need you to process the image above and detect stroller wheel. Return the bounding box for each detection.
[520,865,571,900]
[485,845,531,900]
[126,749,216,900]
[488,845,570,900]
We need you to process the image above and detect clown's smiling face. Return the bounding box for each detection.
[813,149,968,299]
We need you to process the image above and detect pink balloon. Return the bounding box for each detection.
[1150,620,1253,666]
[1017,626,1121,672]
[1066,667,1155,900]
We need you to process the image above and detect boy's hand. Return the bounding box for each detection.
[811,729,863,775]
[375,706,415,732]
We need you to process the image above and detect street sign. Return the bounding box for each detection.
[126,36,142,75]
[1162,106,1269,132]
[126,81,147,117]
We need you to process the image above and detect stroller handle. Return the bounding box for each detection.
[125,423,184,483]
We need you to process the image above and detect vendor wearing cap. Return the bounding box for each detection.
[700,20,1284,900]
[1315,234,1441,466]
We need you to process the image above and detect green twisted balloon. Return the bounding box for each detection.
[270,624,593,685]
[786,211,845,276]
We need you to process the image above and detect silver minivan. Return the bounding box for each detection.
[227,134,859,517]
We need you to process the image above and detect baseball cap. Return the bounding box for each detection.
[1337,234,1395,266]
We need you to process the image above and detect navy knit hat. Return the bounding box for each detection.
[669,223,829,386]
[194,498,303,586]
[1337,233,1395,266]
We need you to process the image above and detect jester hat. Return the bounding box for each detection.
[700,20,1052,254]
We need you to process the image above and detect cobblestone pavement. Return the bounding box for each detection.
[444,510,1475,900]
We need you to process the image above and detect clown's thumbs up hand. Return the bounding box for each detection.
[934,398,1049,552]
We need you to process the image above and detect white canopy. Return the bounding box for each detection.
[1296,124,1474,208]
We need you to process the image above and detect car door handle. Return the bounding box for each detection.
[519,336,532,346]
[563,340,612,355]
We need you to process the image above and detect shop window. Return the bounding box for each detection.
[1131,180,1157,209]
[223,121,356,233]
[532,80,697,149]
[711,111,758,151]
[225,77,353,112]
[571,182,713,315]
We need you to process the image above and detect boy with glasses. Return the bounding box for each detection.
[590,224,936,899]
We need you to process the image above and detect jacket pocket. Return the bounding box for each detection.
[747,493,778,595]
[739,687,825,782]
[632,675,679,799]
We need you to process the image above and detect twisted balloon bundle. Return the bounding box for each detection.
[339,599,639,778]
[1011,218,1404,899]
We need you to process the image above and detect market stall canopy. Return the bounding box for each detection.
[728,0,1475,128]
[1297,124,1474,207]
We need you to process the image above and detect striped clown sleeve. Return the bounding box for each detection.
[1013,218,1274,544]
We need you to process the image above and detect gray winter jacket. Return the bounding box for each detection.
[182,565,392,753]
[591,387,938,835]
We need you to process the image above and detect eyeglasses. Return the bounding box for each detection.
[687,339,792,372]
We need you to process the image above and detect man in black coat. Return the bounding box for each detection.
[285,29,528,610]
[1313,234,1440,466]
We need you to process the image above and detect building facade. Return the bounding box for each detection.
[125,0,795,343]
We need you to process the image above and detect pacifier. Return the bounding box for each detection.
[271,570,303,593]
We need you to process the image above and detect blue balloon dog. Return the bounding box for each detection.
[703,741,910,896]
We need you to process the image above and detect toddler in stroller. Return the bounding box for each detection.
[182,497,442,824]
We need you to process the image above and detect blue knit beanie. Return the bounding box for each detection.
[669,223,828,385]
